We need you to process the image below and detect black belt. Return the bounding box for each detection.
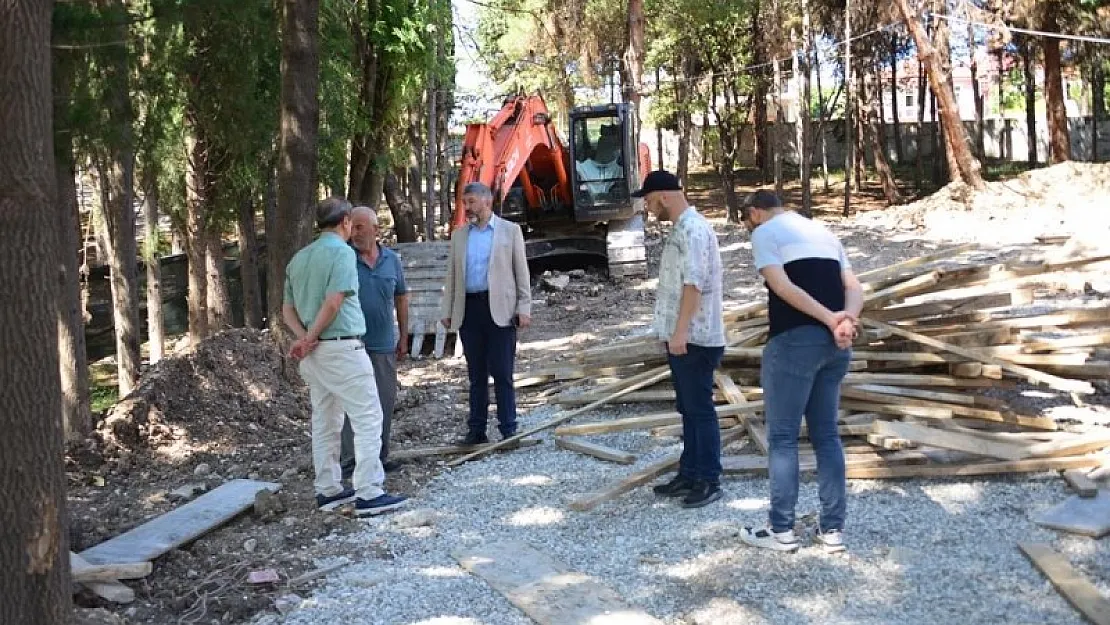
[466,291,489,300]
[320,335,362,341]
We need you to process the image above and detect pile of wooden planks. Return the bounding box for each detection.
[507,243,1110,510]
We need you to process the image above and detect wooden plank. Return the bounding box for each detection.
[722,450,928,475]
[848,383,985,406]
[556,390,729,405]
[389,439,541,460]
[454,541,665,625]
[80,479,281,565]
[553,403,763,436]
[856,243,977,282]
[569,428,746,512]
[447,369,673,467]
[862,318,1095,394]
[555,438,637,464]
[1034,491,1110,538]
[1062,470,1100,498]
[69,552,134,603]
[872,420,1031,461]
[1021,332,1110,353]
[841,387,1008,421]
[1019,543,1110,625]
[843,372,1005,388]
[868,293,1012,322]
[69,556,152,584]
[1028,430,1110,459]
[864,270,942,308]
[845,455,1100,479]
[651,418,742,437]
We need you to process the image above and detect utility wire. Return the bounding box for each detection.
[932,13,1110,46]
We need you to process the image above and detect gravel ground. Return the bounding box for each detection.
[254,402,1108,625]
[249,195,1110,625]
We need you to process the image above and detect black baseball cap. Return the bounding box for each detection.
[631,170,682,197]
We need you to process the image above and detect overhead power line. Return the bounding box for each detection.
[932,13,1110,46]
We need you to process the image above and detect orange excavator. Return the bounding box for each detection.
[453,93,652,278]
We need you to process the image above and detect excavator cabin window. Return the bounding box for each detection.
[572,116,629,205]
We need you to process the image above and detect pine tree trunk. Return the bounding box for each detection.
[425,31,438,241]
[773,54,784,196]
[385,169,418,243]
[656,65,665,170]
[798,7,812,214]
[842,0,853,217]
[185,129,209,341]
[271,0,321,344]
[96,12,141,396]
[968,20,985,158]
[862,69,903,205]
[752,0,769,182]
[895,0,985,189]
[931,2,961,183]
[891,37,904,164]
[142,170,165,364]
[206,228,231,331]
[814,44,830,191]
[701,102,710,166]
[238,197,263,328]
[0,1,72,620]
[53,44,92,439]
[1092,65,1104,162]
[1042,8,1071,164]
[915,38,928,188]
[625,0,645,145]
[1023,37,1038,165]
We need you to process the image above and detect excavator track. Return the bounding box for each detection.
[605,213,647,278]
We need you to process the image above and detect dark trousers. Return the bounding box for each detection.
[668,343,725,485]
[460,292,518,437]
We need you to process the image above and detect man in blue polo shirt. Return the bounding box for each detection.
[340,206,409,477]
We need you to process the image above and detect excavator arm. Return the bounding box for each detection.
[453,95,572,228]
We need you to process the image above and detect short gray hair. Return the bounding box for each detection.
[351,205,378,225]
[462,182,493,199]
[316,196,352,228]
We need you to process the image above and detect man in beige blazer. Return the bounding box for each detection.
[441,182,532,444]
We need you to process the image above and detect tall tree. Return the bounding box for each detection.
[238,197,264,328]
[141,170,165,363]
[51,31,91,439]
[90,0,141,395]
[842,0,854,216]
[930,0,961,182]
[270,0,322,338]
[895,0,986,189]
[1021,34,1039,164]
[0,0,71,621]
[625,0,646,142]
[799,1,813,213]
[1040,2,1072,163]
[967,19,986,157]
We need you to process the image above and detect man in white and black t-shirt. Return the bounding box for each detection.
[737,190,863,554]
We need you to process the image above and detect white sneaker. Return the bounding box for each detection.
[813,528,846,553]
[739,526,800,552]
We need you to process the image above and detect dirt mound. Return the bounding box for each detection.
[75,328,309,469]
[856,162,1110,245]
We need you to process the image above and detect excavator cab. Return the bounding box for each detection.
[568,104,641,222]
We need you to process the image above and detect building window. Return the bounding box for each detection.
[904,93,914,107]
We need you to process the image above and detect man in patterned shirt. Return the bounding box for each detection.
[634,170,727,508]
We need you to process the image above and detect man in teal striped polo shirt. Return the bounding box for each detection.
[282,197,408,517]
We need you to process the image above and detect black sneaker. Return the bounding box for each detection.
[500,428,518,441]
[315,488,356,511]
[459,431,489,446]
[681,481,722,508]
[653,474,696,497]
[382,459,403,473]
[355,493,409,517]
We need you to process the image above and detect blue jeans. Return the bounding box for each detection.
[668,344,725,485]
[761,325,851,533]
[460,293,518,437]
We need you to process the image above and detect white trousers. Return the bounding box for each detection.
[298,340,385,501]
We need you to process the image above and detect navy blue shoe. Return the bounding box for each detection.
[355,493,409,517]
[315,488,356,511]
